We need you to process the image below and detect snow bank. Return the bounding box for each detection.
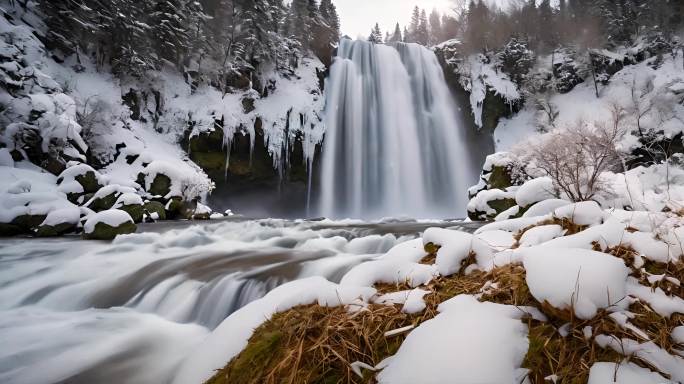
[523,247,629,319]
[377,295,529,384]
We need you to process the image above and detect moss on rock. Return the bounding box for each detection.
[35,222,76,237]
[86,191,119,212]
[487,165,514,190]
[118,204,144,223]
[83,220,136,240]
[148,174,172,197]
[75,171,102,193]
[144,201,166,221]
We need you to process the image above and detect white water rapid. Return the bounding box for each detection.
[0,219,482,384]
[320,39,474,219]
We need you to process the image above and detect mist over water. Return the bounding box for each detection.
[320,39,475,219]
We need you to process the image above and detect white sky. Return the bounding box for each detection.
[335,0,456,39]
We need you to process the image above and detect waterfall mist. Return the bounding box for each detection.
[319,39,475,219]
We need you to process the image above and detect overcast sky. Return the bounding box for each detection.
[336,0,457,39]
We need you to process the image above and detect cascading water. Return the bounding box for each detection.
[320,39,474,219]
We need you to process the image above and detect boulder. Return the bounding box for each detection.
[113,193,145,223]
[35,222,75,237]
[148,173,172,197]
[83,210,137,240]
[143,201,166,221]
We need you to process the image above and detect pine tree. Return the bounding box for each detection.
[441,14,459,40]
[417,9,429,45]
[407,6,421,43]
[388,23,403,43]
[429,9,443,45]
[368,23,383,44]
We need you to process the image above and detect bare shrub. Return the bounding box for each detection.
[523,117,626,202]
[76,95,110,143]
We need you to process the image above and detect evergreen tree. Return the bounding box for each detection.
[429,9,443,45]
[368,23,383,44]
[416,9,430,45]
[407,6,421,43]
[388,23,403,44]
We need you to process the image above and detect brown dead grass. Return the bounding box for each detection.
[207,233,684,384]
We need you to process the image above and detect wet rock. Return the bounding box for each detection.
[118,204,144,223]
[35,222,76,237]
[143,201,166,221]
[0,223,24,237]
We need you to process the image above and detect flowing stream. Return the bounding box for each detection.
[320,40,475,219]
[0,218,480,384]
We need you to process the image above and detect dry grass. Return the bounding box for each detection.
[207,236,684,384]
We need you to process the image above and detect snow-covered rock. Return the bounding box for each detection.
[83,210,136,240]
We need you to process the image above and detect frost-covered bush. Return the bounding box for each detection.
[520,119,626,202]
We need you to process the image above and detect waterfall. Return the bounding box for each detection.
[319,39,474,219]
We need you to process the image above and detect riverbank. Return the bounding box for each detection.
[176,202,684,384]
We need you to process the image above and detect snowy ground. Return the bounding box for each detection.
[179,201,684,383]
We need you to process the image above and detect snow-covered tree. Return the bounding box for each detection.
[368,23,383,44]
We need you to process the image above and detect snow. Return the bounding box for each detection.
[522,247,629,319]
[626,278,684,317]
[83,210,134,234]
[522,199,571,218]
[423,228,494,275]
[0,148,13,167]
[376,295,529,384]
[0,164,78,224]
[588,362,672,384]
[552,201,606,226]
[475,230,516,251]
[375,289,430,314]
[467,187,517,217]
[172,277,376,384]
[595,336,684,382]
[516,177,555,208]
[113,193,144,208]
[40,206,81,227]
[518,225,566,248]
[673,326,684,344]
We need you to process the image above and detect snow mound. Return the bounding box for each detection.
[341,239,436,288]
[523,247,629,319]
[516,177,555,208]
[376,295,529,384]
[423,228,494,275]
[518,225,566,247]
